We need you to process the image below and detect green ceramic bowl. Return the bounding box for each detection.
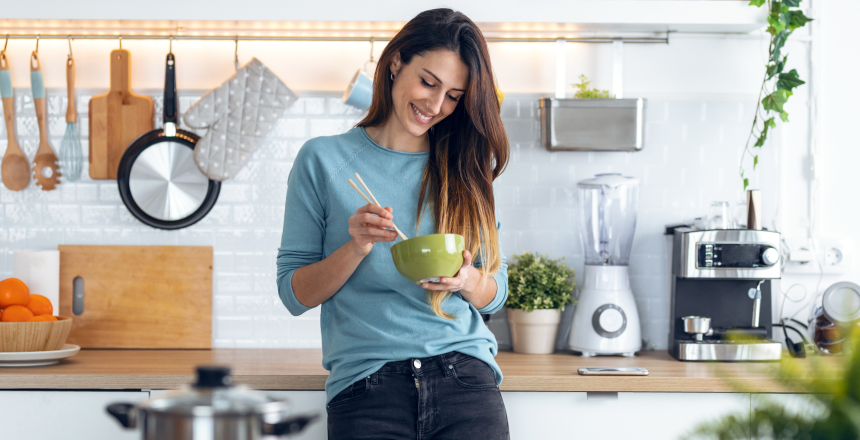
[390,234,466,284]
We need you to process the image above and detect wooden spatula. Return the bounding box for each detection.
[30,51,61,191]
[0,50,30,191]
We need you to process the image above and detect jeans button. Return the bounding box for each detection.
[413,359,422,369]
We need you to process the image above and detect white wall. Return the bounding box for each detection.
[6,0,847,352]
[0,21,807,350]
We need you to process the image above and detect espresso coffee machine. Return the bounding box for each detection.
[668,227,783,361]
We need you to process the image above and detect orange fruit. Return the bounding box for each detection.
[28,315,57,322]
[26,294,53,316]
[1,305,34,322]
[0,278,30,308]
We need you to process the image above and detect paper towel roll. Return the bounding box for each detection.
[13,250,60,313]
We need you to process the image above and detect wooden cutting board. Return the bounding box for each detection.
[58,245,213,349]
[88,49,153,179]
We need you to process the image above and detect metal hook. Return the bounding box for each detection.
[35,35,39,53]
[68,36,73,59]
[118,36,122,50]
[169,36,173,54]
[3,34,8,52]
[234,36,240,71]
[369,37,375,63]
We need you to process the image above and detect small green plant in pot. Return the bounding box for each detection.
[505,252,576,354]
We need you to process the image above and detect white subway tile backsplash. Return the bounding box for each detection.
[236,295,273,315]
[25,227,64,249]
[215,317,254,340]
[81,205,118,225]
[6,205,42,225]
[291,318,323,342]
[213,295,235,317]
[98,184,121,202]
[0,89,777,351]
[73,184,99,202]
[64,228,102,244]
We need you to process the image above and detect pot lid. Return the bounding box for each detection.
[139,366,286,417]
[822,282,860,324]
[577,173,640,189]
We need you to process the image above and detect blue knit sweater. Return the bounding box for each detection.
[276,127,508,404]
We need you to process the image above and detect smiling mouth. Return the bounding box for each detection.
[411,103,434,124]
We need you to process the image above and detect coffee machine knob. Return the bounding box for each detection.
[762,247,779,266]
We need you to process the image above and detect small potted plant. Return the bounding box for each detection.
[505,252,576,354]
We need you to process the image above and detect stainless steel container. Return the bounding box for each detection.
[681,316,711,342]
[538,97,646,151]
[107,366,317,440]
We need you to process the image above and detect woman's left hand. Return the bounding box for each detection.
[421,250,477,295]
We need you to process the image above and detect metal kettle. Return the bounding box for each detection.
[107,366,317,440]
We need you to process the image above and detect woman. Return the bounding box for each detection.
[277,8,510,439]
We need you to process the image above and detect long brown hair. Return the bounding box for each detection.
[358,8,509,318]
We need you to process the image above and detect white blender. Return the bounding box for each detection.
[568,173,642,357]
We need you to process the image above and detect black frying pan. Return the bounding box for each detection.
[117,52,221,230]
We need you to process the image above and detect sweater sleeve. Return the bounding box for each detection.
[473,219,508,315]
[276,142,327,316]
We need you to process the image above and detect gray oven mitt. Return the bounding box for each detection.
[183,58,298,181]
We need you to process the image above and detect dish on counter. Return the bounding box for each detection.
[0,344,80,367]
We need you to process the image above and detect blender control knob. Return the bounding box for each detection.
[762,247,779,266]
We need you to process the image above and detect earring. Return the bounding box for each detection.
[390,72,395,81]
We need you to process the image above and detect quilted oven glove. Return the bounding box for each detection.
[183,58,298,181]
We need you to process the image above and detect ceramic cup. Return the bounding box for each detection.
[343,67,374,110]
[390,234,465,284]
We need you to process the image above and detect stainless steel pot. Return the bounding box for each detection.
[107,366,317,440]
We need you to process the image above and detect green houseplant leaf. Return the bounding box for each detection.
[789,10,813,30]
[762,89,792,113]
[505,252,575,312]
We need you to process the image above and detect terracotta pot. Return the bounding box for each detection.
[508,308,562,354]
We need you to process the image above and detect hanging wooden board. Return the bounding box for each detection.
[88,49,153,179]
[58,245,213,349]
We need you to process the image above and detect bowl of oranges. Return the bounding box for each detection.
[0,277,72,352]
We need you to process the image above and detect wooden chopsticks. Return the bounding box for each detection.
[348,173,409,241]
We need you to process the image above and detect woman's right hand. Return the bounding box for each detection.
[348,204,398,256]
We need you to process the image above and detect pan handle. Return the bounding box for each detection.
[163,52,178,132]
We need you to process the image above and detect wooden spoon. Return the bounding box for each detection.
[30,51,61,191]
[0,50,30,191]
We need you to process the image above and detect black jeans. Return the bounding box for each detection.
[326,351,510,440]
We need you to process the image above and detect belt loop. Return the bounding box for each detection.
[439,353,453,378]
[370,373,378,385]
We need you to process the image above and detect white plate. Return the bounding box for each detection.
[0,344,81,367]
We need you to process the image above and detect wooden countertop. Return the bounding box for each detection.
[0,349,821,393]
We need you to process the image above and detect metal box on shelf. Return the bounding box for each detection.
[538,98,646,152]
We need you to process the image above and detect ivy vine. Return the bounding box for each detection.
[741,0,813,190]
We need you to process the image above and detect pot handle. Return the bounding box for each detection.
[106,403,137,429]
[261,413,319,437]
[164,52,178,125]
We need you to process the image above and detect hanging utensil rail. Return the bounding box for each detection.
[1,34,669,44]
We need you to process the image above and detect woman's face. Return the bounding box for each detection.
[389,49,469,138]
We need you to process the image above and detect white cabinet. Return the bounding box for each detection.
[268,391,329,440]
[0,390,149,440]
[503,392,751,440]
